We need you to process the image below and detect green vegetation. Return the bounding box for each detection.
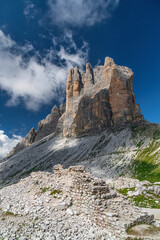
[130,194,160,208]
[153,129,160,140]
[1,211,18,221]
[130,140,160,183]
[136,140,144,148]
[116,187,135,196]
[117,188,160,209]
[36,139,47,147]
[50,189,62,195]
[4,211,17,216]
[40,187,50,193]
[131,125,147,139]
[50,189,62,198]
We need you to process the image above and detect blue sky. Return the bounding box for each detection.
[0,0,160,157]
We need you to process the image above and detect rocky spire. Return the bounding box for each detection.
[25,127,36,144]
[59,103,66,115]
[8,127,36,156]
[51,105,59,113]
[66,69,74,111]
[73,66,83,97]
[63,56,144,137]
[84,63,94,89]
[104,57,115,67]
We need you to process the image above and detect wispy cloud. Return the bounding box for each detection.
[47,0,119,27]
[24,0,40,19]
[0,131,22,158]
[0,30,88,111]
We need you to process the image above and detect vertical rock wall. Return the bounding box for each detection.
[63,57,144,137]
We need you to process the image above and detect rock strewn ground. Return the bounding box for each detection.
[0,165,159,240]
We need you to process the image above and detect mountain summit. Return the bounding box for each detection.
[63,56,143,137]
[10,57,144,155]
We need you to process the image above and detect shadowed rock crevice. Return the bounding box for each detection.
[73,89,112,136]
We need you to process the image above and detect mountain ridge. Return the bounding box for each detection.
[1,58,160,238]
[8,56,144,156]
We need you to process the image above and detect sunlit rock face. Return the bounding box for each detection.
[10,104,66,156]
[8,56,144,156]
[35,105,61,142]
[63,57,144,137]
[9,127,36,156]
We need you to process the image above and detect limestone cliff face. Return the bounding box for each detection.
[10,128,36,155]
[35,105,61,142]
[63,57,144,137]
[9,56,144,156]
[10,104,66,156]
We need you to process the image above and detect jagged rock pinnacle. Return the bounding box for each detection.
[84,62,94,88]
[10,56,144,154]
[104,57,115,67]
[63,56,144,137]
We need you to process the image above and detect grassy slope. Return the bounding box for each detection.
[129,123,160,183]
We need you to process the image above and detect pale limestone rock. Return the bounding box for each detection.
[63,56,144,137]
[104,57,115,67]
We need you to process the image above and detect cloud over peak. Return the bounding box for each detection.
[0,131,22,158]
[0,30,88,111]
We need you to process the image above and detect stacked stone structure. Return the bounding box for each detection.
[53,165,154,236]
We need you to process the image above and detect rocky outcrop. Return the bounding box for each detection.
[9,56,144,155]
[10,104,66,156]
[35,105,61,142]
[9,127,36,155]
[63,57,144,137]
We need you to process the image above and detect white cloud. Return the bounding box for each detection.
[0,30,88,111]
[47,0,119,27]
[0,30,15,48]
[0,131,22,158]
[24,1,40,19]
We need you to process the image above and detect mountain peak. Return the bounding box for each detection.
[63,56,144,137]
[104,56,115,67]
[9,56,144,155]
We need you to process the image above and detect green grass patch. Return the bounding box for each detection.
[136,140,144,148]
[2,211,18,217]
[50,189,62,195]
[50,189,62,199]
[131,125,147,139]
[40,187,50,193]
[130,140,160,183]
[129,194,160,208]
[117,186,160,209]
[131,160,160,183]
[36,139,47,147]
[117,187,135,196]
[153,130,160,140]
